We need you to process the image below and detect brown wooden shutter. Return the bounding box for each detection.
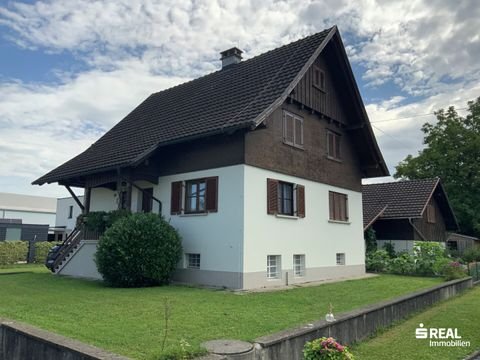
[170,181,182,215]
[327,132,334,157]
[267,178,278,215]
[335,134,341,159]
[339,194,345,221]
[329,191,334,220]
[297,185,305,218]
[294,118,303,147]
[284,113,294,144]
[206,177,218,212]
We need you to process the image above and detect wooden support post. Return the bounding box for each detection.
[84,187,91,214]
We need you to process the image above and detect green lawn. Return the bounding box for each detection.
[353,286,480,360]
[0,266,442,359]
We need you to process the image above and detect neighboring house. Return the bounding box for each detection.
[363,178,458,253]
[0,192,56,242]
[54,196,84,241]
[33,26,388,289]
[447,233,480,255]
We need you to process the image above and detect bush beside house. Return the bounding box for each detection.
[366,241,468,280]
[95,213,182,287]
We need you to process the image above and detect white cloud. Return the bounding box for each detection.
[0,0,478,196]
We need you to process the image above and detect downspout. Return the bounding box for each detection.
[409,218,427,241]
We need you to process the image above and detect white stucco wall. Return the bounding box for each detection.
[158,165,245,274]
[89,188,118,212]
[243,165,365,281]
[55,196,84,231]
[58,240,102,280]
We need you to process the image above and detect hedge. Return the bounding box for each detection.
[0,241,29,265]
[34,242,58,264]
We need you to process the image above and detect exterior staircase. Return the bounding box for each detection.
[45,228,83,273]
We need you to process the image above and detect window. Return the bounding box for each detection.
[447,241,458,251]
[313,66,326,91]
[278,181,294,216]
[5,227,21,241]
[171,177,218,215]
[293,254,305,277]
[329,191,348,222]
[186,253,201,269]
[68,205,73,219]
[185,179,206,213]
[336,253,345,265]
[267,255,281,279]
[283,111,303,148]
[267,178,305,218]
[426,204,436,223]
[327,130,341,160]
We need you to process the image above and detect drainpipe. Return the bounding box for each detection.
[409,218,427,241]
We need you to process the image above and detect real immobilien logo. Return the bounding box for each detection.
[415,323,471,347]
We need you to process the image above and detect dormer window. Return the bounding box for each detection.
[313,66,326,91]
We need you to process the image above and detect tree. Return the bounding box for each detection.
[395,97,480,237]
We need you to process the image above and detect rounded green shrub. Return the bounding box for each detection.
[95,213,182,287]
[366,250,390,273]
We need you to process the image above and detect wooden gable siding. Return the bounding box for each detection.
[244,102,363,192]
[150,131,245,177]
[290,45,349,124]
[412,197,447,242]
[372,218,415,240]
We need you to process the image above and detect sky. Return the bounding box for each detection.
[0,0,479,198]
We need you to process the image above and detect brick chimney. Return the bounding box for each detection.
[220,47,243,68]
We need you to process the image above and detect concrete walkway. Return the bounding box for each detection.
[236,273,378,294]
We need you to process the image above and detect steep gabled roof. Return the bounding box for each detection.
[362,178,458,231]
[34,26,387,186]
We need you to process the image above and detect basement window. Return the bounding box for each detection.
[293,254,305,277]
[186,253,201,269]
[267,255,281,279]
[336,253,345,266]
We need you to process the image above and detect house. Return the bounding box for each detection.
[54,196,84,241]
[0,192,56,242]
[362,178,458,253]
[33,26,388,289]
[446,233,480,255]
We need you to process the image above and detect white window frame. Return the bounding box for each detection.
[293,254,305,277]
[283,110,304,149]
[186,253,201,269]
[336,253,346,266]
[267,255,281,279]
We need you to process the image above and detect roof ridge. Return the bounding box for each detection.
[221,31,330,130]
[149,28,333,99]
